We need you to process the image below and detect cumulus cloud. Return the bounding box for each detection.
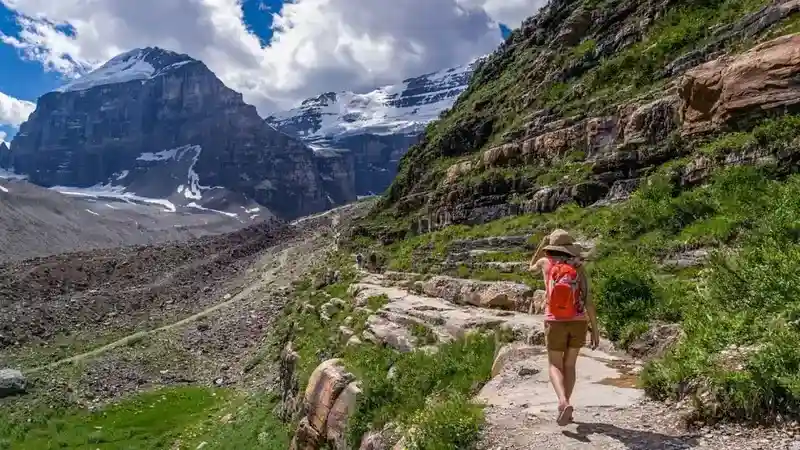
[0,0,545,113]
[0,130,7,145]
[0,91,35,127]
[457,0,547,28]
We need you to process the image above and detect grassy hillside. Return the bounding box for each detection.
[366,0,797,230]
[354,0,800,424]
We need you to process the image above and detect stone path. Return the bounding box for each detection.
[352,274,545,351]
[354,271,799,450]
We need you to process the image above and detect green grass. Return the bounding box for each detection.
[366,294,390,311]
[252,260,501,449]
[344,333,496,448]
[0,387,231,450]
[193,394,292,450]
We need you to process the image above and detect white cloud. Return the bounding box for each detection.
[0,0,545,114]
[0,90,35,127]
[0,130,7,145]
[457,0,547,29]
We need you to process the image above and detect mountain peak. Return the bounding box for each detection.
[267,60,477,142]
[55,47,197,93]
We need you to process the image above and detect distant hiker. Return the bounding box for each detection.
[529,229,599,426]
[355,253,364,269]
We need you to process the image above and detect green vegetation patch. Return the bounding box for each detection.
[0,387,230,450]
[344,333,496,449]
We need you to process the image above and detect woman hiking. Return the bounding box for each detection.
[529,229,600,426]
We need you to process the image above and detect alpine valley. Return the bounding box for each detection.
[0,47,473,261]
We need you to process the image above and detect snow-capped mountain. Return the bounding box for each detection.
[267,61,477,196]
[55,47,195,93]
[3,47,339,222]
[268,60,476,144]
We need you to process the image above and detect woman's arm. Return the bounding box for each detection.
[529,234,548,271]
[579,267,600,349]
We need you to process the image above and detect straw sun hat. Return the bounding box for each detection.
[543,229,589,259]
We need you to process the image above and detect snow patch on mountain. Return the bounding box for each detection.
[267,59,479,145]
[137,148,182,161]
[51,184,178,213]
[187,202,240,220]
[0,168,27,180]
[56,47,196,93]
[136,144,210,201]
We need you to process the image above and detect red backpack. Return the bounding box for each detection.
[546,258,581,319]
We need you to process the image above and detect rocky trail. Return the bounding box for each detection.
[297,258,798,450]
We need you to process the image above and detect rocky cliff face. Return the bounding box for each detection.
[0,142,9,169]
[3,47,338,219]
[267,62,477,196]
[367,0,800,238]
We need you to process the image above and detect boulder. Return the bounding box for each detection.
[321,298,346,317]
[422,276,533,310]
[290,417,322,450]
[339,326,355,343]
[358,422,403,450]
[303,359,355,435]
[680,34,800,134]
[346,336,363,347]
[529,290,547,315]
[0,369,26,398]
[326,382,363,450]
[277,343,301,421]
[359,432,387,450]
[364,315,416,352]
[627,323,684,360]
[491,343,542,378]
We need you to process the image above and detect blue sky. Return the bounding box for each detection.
[0,0,523,142]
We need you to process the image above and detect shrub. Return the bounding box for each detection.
[592,255,659,342]
[406,395,484,450]
[641,175,800,421]
[345,333,496,447]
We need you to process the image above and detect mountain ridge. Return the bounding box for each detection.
[267,59,478,196]
[3,46,334,220]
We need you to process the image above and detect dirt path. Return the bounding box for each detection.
[25,204,355,376]
[27,273,274,374]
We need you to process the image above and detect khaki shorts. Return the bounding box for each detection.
[545,320,588,352]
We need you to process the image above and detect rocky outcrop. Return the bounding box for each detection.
[351,274,545,352]
[680,34,800,134]
[277,342,302,422]
[5,47,337,219]
[421,276,534,310]
[326,381,363,449]
[414,94,681,229]
[314,149,357,206]
[370,0,800,237]
[290,359,357,450]
[627,323,684,360]
[0,142,10,168]
[0,368,26,398]
[491,343,542,378]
